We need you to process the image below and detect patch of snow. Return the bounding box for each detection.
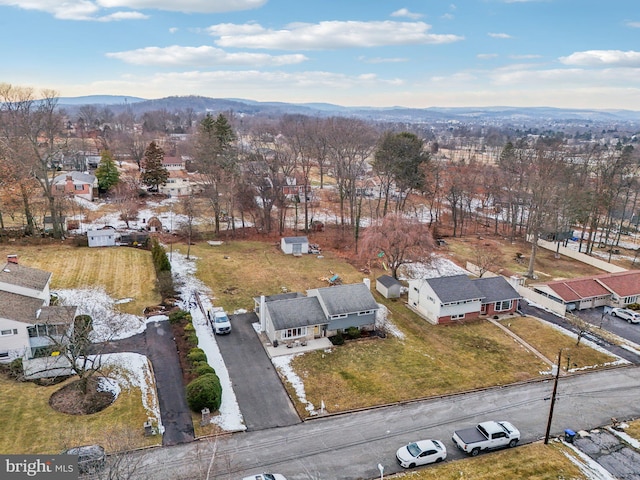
[605,427,640,449]
[376,304,404,339]
[115,297,134,304]
[621,344,640,357]
[90,352,162,431]
[399,256,469,280]
[55,287,146,341]
[272,354,316,413]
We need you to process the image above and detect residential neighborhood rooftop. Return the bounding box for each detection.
[0,290,46,323]
[0,262,52,291]
[312,283,379,316]
[267,296,327,331]
[425,274,484,304]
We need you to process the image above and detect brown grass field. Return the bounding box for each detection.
[500,317,617,370]
[0,244,161,315]
[444,236,609,283]
[174,240,618,417]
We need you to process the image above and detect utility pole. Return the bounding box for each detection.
[544,349,562,444]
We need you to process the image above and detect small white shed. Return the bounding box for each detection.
[87,229,117,247]
[376,275,402,299]
[280,236,309,255]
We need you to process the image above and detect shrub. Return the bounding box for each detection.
[345,326,361,340]
[329,332,344,345]
[169,310,191,325]
[628,303,640,311]
[186,332,199,347]
[187,348,207,364]
[186,373,222,412]
[184,322,195,332]
[193,362,216,377]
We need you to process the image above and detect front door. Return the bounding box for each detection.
[293,243,302,254]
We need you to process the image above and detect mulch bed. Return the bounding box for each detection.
[49,376,115,415]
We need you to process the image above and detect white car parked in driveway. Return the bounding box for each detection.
[610,307,640,324]
[396,439,447,468]
[213,310,232,334]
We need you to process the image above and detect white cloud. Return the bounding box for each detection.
[390,8,423,20]
[477,53,498,59]
[106,45,308,66]
[169,27,178,33]
[488,32,512,39]
[626,21,640,28]
[360,56,409,64]
[0,0,265,20]
[441,13,454,20]
[98,0,266,13]
[559,50,640,67]
[208,21,464,50]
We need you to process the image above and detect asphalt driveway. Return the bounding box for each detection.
[216,312,300,430]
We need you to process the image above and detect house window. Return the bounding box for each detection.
[74,184,84,191]
[451,313,465,320]
[0,329,18,336]
[0,352,9,359]
[358,310,374,316]
[281,327,306,339]
[330,314,348,319]
[623,296,638,304]
[495,300,513,312]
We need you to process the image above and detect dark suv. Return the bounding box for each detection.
[62,444,106,474]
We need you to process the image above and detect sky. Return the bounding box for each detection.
[1,0,640,109]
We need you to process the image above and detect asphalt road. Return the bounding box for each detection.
[125,365,640,480]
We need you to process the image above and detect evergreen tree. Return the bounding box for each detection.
[140,141,168,192]
[95,150,120,192]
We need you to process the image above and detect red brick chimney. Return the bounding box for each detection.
[7,254,18,264]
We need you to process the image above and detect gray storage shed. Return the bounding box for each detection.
[376,275,402,299]
[281,236,309,255]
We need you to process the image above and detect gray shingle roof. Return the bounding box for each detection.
[37,306,77,325]
[52,171,96,185]
[474,276,521,303]
[0,291,45,323]
[254,292,304,304]
[282,236,308,244]
[0,263,52,292]
[314,283,378,316]
[267,296,327,330]
[377,275,401,288]
[426,274,484,303]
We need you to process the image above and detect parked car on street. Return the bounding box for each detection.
[396,439,447,468]
[242,474,287,480]
[610,307,640,324]
[213,310,232,334]
[452,420,520,456]
[62,444,106,474]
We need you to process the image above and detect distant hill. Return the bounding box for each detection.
[56,95,640,125]
[58,95,147,106]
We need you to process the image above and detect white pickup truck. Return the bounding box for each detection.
[452,420,520,456]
